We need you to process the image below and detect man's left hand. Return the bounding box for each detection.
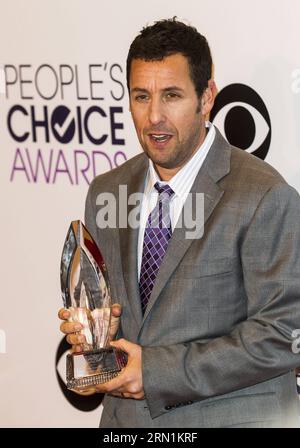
[95,338,145,400]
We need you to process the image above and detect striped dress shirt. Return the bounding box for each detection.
[137,121,216,279]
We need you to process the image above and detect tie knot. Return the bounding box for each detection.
[154,182,174,199]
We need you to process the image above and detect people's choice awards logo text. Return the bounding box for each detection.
[2,63,128,185]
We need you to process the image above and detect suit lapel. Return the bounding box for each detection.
[119,155,148,327]
[140,129,232,325]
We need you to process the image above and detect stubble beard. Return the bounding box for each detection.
[142,120,204,170]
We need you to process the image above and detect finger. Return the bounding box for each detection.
[108,305,121,341]
[110,338,133,354]
[58,308,70,320]
[72,344,84,353]
[111,303,122,317]
[72,387,97,396]
[60,321,82,334]
[66,333,86,346]
[133,391,146,400]
[109,318,120,342]
[94,371,126,394]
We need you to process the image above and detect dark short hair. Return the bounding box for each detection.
[126,17,212,98]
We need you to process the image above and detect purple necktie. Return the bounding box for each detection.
[139,182,175,314]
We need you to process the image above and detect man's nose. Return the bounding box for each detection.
[148,98,165,125]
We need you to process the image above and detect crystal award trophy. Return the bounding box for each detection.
[60,220,127,390]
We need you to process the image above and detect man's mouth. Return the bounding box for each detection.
[149,133,173,143]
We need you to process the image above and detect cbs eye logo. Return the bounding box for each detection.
[56,337,103,411]
[210,83,271,160]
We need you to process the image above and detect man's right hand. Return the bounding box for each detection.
[58,308,84,353]
[58,303,122,395]
[58,303,122,352]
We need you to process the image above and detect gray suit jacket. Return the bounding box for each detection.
[85,129,300,427]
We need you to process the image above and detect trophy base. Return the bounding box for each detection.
[66,347,127,390]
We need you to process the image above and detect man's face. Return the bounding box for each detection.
[129,53,209,179]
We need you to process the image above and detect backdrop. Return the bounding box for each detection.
[1,0,300,427]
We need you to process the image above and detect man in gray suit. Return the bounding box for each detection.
[59,18,300,427]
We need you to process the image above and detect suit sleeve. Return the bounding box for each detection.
[142,182,300,418]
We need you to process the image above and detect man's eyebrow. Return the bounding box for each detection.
[162,86,184,93]
[130,87,149,94]
[130,86,184,94]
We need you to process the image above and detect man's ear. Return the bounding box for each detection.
[201,79,217,116]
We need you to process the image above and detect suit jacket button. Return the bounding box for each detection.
[165,405,172,410]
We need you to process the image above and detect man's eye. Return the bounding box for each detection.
[166,92,180,99]
[135,95,148,102]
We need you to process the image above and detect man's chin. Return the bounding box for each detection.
[154,160,177,169]
[143,149,174,168]
[146,154,175,169]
